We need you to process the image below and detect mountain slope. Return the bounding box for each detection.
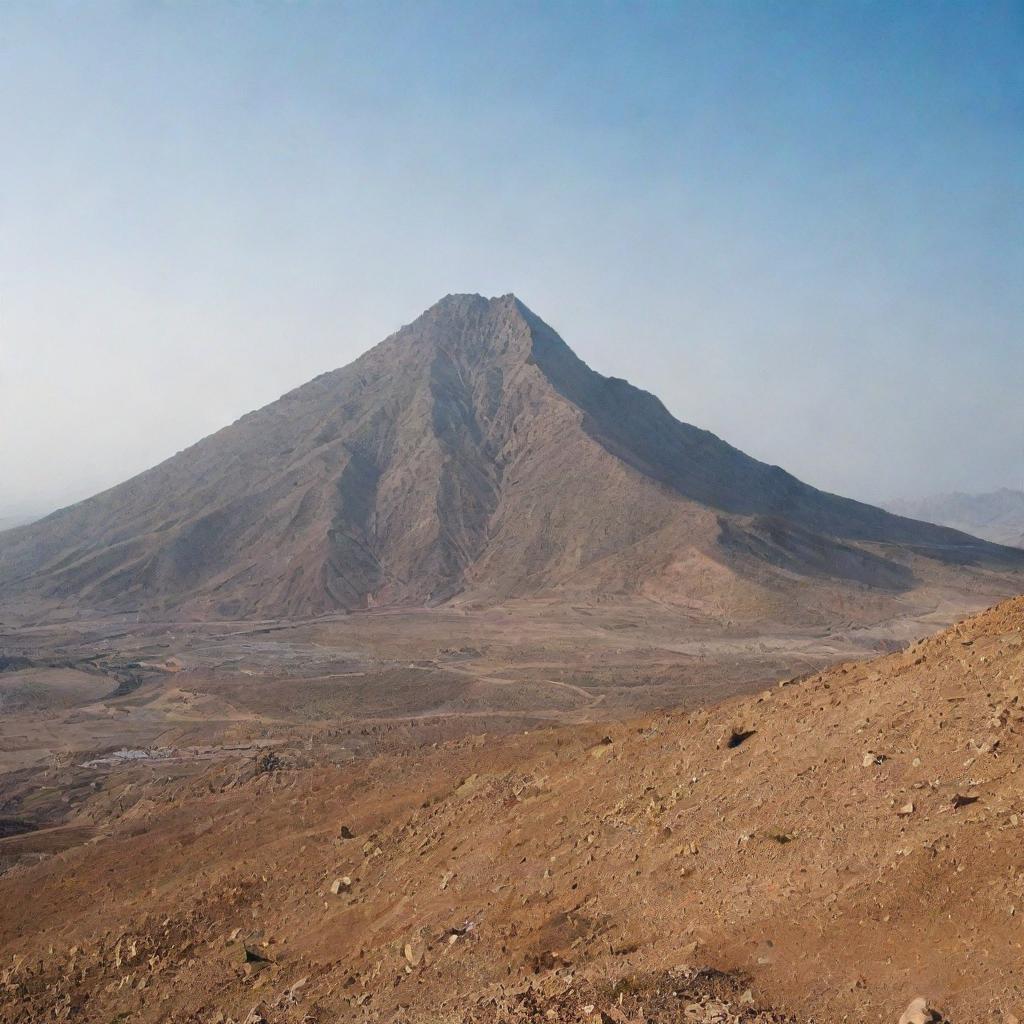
[3,596,1023,1023]
[1,293,1021,620]
[887,489,1024,549]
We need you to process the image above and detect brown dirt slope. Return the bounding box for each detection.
[1,294,1021,621]
[1,596,1022,1022]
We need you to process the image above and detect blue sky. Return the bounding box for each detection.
[1,1,1022,514]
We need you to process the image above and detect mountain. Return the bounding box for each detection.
[887,489,1024,549]
[1,293,1022,621]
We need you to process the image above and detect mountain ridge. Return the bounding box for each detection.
[2,293,1021,620]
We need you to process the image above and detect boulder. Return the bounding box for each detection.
[898,997,939,1024]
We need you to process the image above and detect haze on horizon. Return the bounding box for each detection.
[1,1,1021,520]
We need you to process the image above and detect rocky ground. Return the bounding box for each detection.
[1,598,1022,1021]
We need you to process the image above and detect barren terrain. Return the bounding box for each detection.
[0,589,993,781]
[3,294,1023,1023]
[1,595,1022,1022]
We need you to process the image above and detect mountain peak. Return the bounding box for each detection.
[2,294,1021,620]
[374,291,545,371]
[424,291,523,315]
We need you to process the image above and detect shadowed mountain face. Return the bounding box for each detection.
[2,294,1022,620]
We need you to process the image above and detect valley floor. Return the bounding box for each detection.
[0,596,978,778]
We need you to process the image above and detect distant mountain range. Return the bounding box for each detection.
[887,489,1024,549]
[0,514,39,534]
[2,293,1022,621]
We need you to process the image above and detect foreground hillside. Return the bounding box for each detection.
[2,294,1021,624]
[2,597,1022,1022]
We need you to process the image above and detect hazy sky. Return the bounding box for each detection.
[2,1,1022,518]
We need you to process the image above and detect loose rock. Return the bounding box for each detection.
[898,996,940,1024]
